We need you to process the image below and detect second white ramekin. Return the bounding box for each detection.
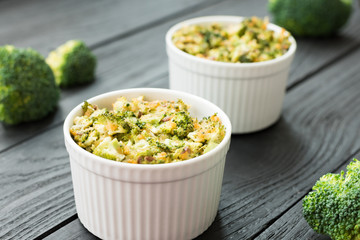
[63,88,231,240]
[166,16,297,134]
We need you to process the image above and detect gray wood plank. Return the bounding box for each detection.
[0,0,222,55]
[254,160,353,240]
[204,41,360,239]
[2,0,360,154]
[0,0,267,150]
[255,203,330,240]
[0,78,169,240]
[0,0,225,152]
[0,127,75,239]
[288,7,360,88]
[2,0,360,239]
[22,31,360,240]
[44,218,99,240]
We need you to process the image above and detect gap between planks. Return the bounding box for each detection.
[0,71,169,155]
[37,44,360,240]
[287,41,360,92]
[0,0,228,155]
[3,34,360,157]
[214,133,360,239]
[3,0,360,238]
[33,214,78,240]
[251,146,360,240]
[89,0,229,51]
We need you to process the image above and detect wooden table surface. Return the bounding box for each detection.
[1,0,360,239]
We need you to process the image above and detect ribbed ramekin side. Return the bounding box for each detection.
[168,58,291,133]
[69,146,227,240]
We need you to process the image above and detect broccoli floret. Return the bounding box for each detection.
[303,159,360,240]
[268,0,352,37]
[172,111,194,139]
[46,40,96,87]
[156,141,171,152]
[93,111,131,135]
[93,137,125,161]
[0,45,60,125]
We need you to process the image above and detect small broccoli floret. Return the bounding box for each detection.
[93,111,130,136]
[172,111,194,139]
[46,40,96,87]
[303,159,360,240]
[0,45,60,125]
[93,137,125,161]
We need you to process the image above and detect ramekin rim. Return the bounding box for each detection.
[165,15,297,68]
[63,88,232,171]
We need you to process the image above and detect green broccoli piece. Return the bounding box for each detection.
[172,111,194,139]
[203,141,219,154]
[302,159,360,240]
[0,45,60,125]
[93,137,125,161]
[46,40,96,87]
[268,0,352,37]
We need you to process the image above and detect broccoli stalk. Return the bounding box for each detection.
[303,159,360,240]
[46,40,96,87]
[0,45,60,124]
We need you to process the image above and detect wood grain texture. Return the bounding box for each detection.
[40,31,360,240]
[255,158,354,240]
[0,0,268,150]
[2,0,360,154]
[0,0,227,152]
[252,51,360,240]
[0,126,75,239]
[44,218,99,240]
[206,47,360,239]
[0,0,223,55]
[0,71,168,239]
[256,202,330,240]
[2,0,360,239]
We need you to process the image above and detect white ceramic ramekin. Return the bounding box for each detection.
[63,88,231,240]
[166,16,296,134]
